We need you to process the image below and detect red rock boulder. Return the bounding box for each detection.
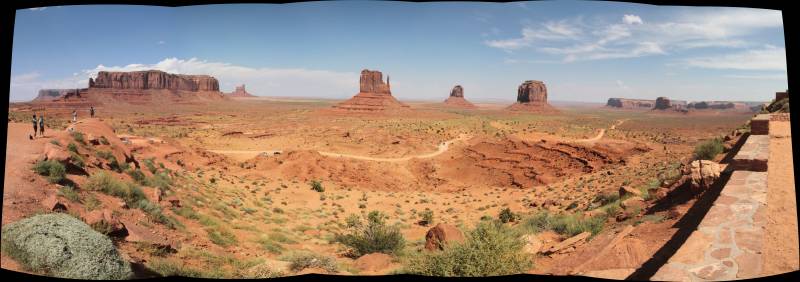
[424,223,465,251]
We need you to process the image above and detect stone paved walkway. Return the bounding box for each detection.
[731,135,769,172]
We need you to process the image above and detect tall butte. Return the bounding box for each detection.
[506,80,557,112]
[443,85,476,109]
[31,70,225,109]
[333,69,410,112]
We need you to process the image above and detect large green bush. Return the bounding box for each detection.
[333,211,405,257]
[33,160,66,184]
[403,221,532,276]
[1,213,132,279]
[693,138,724,160]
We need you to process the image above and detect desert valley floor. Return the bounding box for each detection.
[3,97,796,279]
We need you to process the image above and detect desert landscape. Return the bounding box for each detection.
[3,2,795,280]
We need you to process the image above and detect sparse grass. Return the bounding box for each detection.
[280,251,338,273]
[50,140,61,146]
[67,142,79,154]
[84,194,102,211]
[257,236,286,254]
[498,207,518,223]
[519,211,605,237]
[419,209,434,226]
[71,131,86,145]
[207,227,238,247]
[33,160,66,184]
[58,185,81,203]
[127,169,147,185]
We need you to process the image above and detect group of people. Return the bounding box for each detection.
[31,106,95,139]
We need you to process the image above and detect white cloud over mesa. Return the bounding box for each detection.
[485,8,784,65]
[10,58,359,101]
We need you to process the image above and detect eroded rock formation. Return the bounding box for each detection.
[607,98,654,109]
[507,80,556,112]
[443,85,476,108]
[333,69,409,112]
[35,89,81,101]
[226,84,255,97]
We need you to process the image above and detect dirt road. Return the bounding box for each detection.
[209,134,472,163]
[576,119,626,143]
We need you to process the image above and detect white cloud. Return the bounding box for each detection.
[623,14,643,25]
[682,45,786,71]
[485,8,782,62]
[157,40,166,45]
[616,80,633,94]
[9,58,360,101]
[29,7,47,11]
[723,73,787,80]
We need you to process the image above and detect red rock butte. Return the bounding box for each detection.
[443,85,476,109]
[30,70,226,109]
[226,84,256,97]
[333,69,410,112]
[507,80,557,112]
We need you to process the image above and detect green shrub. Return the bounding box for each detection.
[67,142,79,154]
[310,180,324,192]
[143,158,158,174]
[50,140,61,146]
[419,209,434,226]
[71,131,86,145]
[519,211,605,237]
[84,172,145,205]
[127,169,147,185]
[147,172,173,191]
[257,236,286,254]
[693,138,724,160]
[498,208,518,223]
[33,160,66,184]
[0,213,132,279]
[84,195,101,211]
[58,185,81,203]
[69,152,85,168]
[333,211,405,257]
[403,221,532,276]
[207,227,237,247]
[147,258,203,278]
[280,251,338,273]
[98,136,110,145]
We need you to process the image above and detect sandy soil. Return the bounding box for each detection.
[762,120,799,275]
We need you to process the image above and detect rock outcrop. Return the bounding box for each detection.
[507,80,557,112]
[333,69,410,112]
[424,223,466,251]
[226,84,255,97]
[443,85,476,108]
[91,70,219,92]
[689,160,721,191]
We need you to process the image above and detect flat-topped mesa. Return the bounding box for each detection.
[227,84,255,97]
[333,69,409,112]
[90,70,219,92]
[443,85,476,109]
[607,98,654,109]
[507,80,557,112]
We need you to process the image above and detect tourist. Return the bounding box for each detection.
[32,113,38,137]
[38,115,45,137]
[90,106,95,118]
[72,109,77,122]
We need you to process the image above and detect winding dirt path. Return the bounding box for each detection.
[576,119,626,143]
[209,133,472,163]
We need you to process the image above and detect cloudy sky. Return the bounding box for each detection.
[10,2,787,103]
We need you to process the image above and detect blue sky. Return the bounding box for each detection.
[10,2,787,103]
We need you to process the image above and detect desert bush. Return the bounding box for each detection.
[147,171,173,192]
[207,227,238,247]
[69,152,85,168]
[419,209,434,226]
[58,185,81,203]
[498,208,518,223]
[693,138,724,160]
[71,131,86,145]
[127,169,147,185]
[403,221,531,276]
[333,211,405,257]
[50,140,61,146]
[137,199,182,229]
[84,194,102,211]
[84,172,145,205]
[33,160,66,184]
[257,236,286,254]
[67,142,79,153]
[519,211,605,237]
[143,158,158,174]
[0,213,132,279]
[147,258,203,278]
[310,180,324,192]
[240,263,284,278]
[280,251,338,273]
